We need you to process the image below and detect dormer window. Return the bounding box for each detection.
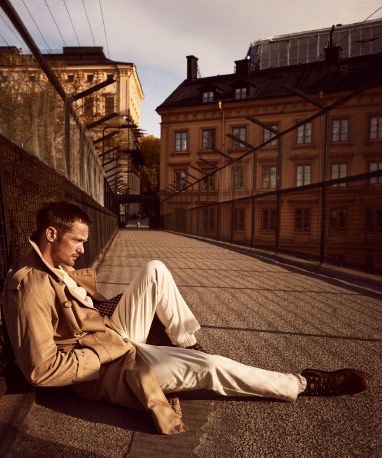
[235,87,247,100]
[202,91,214,103]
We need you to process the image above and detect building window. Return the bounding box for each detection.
[202,169,215,191]
[263,124,278,146]
[107,73,114,80]
[233,208,245,231]
[369,116,382,140]
[234,87,247,100]
[29,74,36,82]
[0,74,8,83]
[330,208,346,232]
[369,161,382,184]
[67,74,74,82]
[331,163,347,187]
[174,169,187,190]
[175,131,188,152]
[231,126,246,149]
[87,74,94,83]
[262,165,277,189]
[366,207,382,232]
[262,208,276,231]
[84,97,94,117]
[295,208,311,232]
[232,163,244,189]
[202,128,216,150]
[105,96,115,115]
[296,164,311,186]
[202,91,214,103]
[332,118,348,142]
[297,122,312,144]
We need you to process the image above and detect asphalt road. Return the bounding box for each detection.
[1,229,381,457]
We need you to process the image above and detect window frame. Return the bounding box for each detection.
[331,162,348,187]
[104,95,115,115]
[234,87,247,100]
[202,168,215,191]
[263,124,278,147]
[331,118,349,143]
[329,208,347,232]
[366,207,382,232]
[231,126,247,149]
[84,97,94,117]
[201,128,216,151]
[233,207,245,231]
[262,165,277,190]
[174,169,188,191]
[296,164,312,187]
[261,208,276,232]
[369,161,382,185]
[294,208,311,232]
[202,91,214,103]
[296,121,312,145]
[232,162,245,189]
[369,115,382,140]
[174,130,189,152]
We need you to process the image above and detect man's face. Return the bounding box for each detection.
[50,221,89,267]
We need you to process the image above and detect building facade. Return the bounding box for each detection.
[0,46,144,219]
[156,45,382,270]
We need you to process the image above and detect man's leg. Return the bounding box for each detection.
[109,260,200,347]
[135,343,305,401]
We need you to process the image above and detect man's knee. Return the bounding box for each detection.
[143,260,169,280]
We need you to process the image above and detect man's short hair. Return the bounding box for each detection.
[33,201,91,240]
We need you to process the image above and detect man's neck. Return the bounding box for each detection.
[37,241,59,268]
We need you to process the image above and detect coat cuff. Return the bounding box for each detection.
[73,348,101,383]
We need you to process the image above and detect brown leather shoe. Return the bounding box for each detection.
[186,343,207,353]
[301,368,371,396]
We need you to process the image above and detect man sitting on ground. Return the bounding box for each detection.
[2,201,371,434]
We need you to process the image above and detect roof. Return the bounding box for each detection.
[44,47,133,67]
[0,46,133,67]
[156,52,382,111]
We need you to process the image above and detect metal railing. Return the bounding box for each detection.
[0,1,108,206]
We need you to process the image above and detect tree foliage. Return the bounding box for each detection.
[140,135,160,193]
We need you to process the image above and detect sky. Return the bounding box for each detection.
[1,0,381,136]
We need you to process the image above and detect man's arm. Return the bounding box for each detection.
[3,270,101,387]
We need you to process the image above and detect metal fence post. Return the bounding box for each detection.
[320,112,329,265]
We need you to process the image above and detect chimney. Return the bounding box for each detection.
[235,58,251,77]
[324,25,341,65]
[186,55,198,82]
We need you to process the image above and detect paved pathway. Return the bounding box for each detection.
[1,229,381,457]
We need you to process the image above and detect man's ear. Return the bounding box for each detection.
[45,226,58,243]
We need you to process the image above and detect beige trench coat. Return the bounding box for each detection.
[2,240,186,434]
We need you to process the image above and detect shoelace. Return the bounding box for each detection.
[307,375,338,395]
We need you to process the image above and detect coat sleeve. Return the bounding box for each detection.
[3,269,101,387]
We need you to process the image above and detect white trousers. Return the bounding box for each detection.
[109,260,304,402]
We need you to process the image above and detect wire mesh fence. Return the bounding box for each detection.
[0,45,105,205]
[0,133,118,290]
